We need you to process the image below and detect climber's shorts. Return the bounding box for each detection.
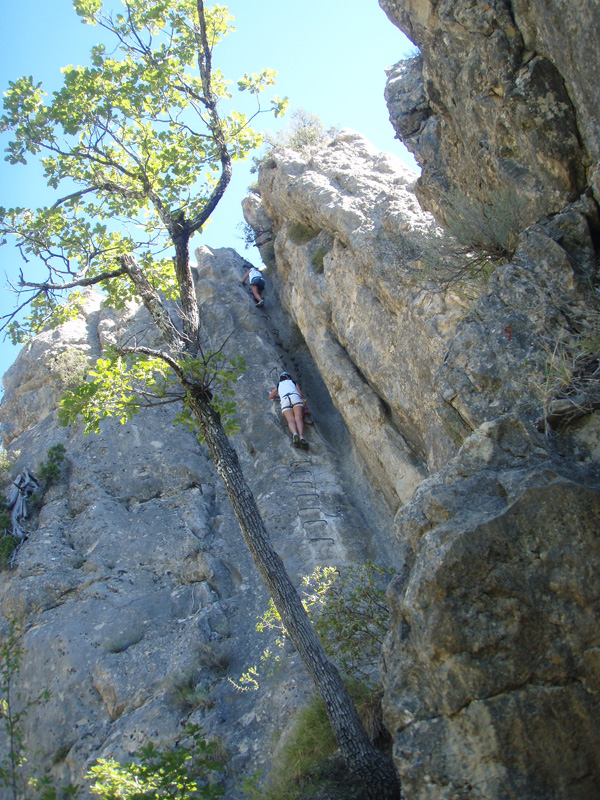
[280,392,303,411]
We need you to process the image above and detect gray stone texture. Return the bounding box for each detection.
[0,247,394,796]
[245,128,600,796]
[381,0,599,226]
[2,1,600,795]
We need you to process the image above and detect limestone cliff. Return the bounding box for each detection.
[381,0,600,229]
[2,2,600,799]
[0,248,395,796]
[240,6,600,792]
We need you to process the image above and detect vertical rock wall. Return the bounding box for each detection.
[0,246,394,795]
[244,123,600,797]
[381,0,600,226]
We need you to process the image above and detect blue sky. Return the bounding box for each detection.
[0,0,416,383]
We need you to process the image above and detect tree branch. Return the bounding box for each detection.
[120,253,187,355]
[188,0,232,234]
[17,266,128,293]
[115,343,183,376]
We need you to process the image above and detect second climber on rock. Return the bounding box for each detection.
[269,371,309,450]
[241,264,265,307]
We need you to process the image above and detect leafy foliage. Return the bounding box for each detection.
[232,561,394,691]
[38,444,66,485]
[86,723,224,800]
[173,354,247,440]
[58,349,246,439]
[258,562,393,681]
[6,292,87,346]
[58,351,173,433]
[0,0,287,343]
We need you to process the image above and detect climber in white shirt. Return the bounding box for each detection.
[241,265,266,307]
[269,371,309,450]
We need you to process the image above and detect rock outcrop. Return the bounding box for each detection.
[381,0,600,228]
[383,415,600,800]
[0,247,394,795]
[244,131,463,507]
[244,115,600,800]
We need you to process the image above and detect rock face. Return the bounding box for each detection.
[245,131,464,508]
[381,0,600,227]
[0,247,394,796]
[244,131,600,797]
[245,130,600,495]
[383,416,600,800]
[2,4,600,798]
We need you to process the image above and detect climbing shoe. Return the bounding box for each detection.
[292,433,300,447]
[256,298,264,307]
[299,437,309,450]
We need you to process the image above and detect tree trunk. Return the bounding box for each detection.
[188,393,400,800]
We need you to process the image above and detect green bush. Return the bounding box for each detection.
[49,350,90,391]
[87,723,224,800]
[255,682,381,800]
[197,641,231,674]
[0,497,17,569]
[38,444,66,485]
[0,535,18,570]
[304,562,393,681]
[417,185,531,287]
[258,561,394,683]
[530,301,600,431]
[266,108,340,155]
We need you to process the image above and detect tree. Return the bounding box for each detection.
[0,2,400,797]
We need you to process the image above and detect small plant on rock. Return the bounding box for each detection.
[418,185,530,287]
[254,681,380,800]
[86,723,224,800]
[531,301,600,431]
[38,444,66,486]
[287,222,321,246]
[259,561,394,683]
[310,248,328,274]
[197,641,231,674]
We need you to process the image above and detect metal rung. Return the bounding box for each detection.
[304,518,328,526]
